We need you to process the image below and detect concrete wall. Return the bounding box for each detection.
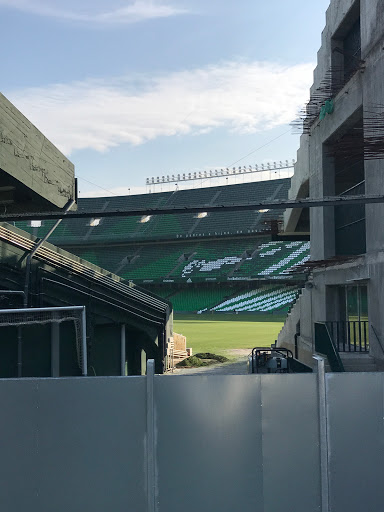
[0,93,76,210]
[277,288,315,368]
[281,0,384,363]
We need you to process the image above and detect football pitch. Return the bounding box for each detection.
[173,313,287,357]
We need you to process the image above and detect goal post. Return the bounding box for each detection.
[0,306,88,376]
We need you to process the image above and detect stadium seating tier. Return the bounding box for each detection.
[17,178,291,243]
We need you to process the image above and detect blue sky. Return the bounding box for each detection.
[1,0,330,196]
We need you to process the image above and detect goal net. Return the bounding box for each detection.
[0,307,87,375]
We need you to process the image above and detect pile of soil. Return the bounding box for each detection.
[176,353,229,368]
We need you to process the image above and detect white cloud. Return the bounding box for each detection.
[6,60,313,156]
[0,0,186,24]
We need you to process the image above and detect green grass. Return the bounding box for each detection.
[173,313,287,356]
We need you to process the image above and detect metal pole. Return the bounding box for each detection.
[23,199,76,307]
[3,194,384,223]
[17,326,22,378]
[146,359,156,512]
[0,290,25,296]
[0,306,86,314]
[81,307,87,376]
[313,355,330,512]
[120,324,126,376]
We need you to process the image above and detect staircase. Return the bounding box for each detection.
[338,353,379,372]
[276,286,305,345]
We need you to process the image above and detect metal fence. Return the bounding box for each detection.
[326,320,369,352]
[0,360,383,511]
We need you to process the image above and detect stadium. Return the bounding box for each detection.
[13,175,311,366]
[17,178,309,309]
[1,1,384,510]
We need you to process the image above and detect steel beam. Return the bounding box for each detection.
[0,194,384,222]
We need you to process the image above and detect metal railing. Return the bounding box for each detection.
[315,323,345,372]
[326,320,369,353]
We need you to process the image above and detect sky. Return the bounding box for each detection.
[1,0,330,196]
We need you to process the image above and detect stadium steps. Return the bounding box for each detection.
[187,190,222,235]
[113,247,142,275]
[165,260,184,279]
[276,289,306,344]
[227,242,264,277]
[327,353,380,373]
[248,183,284,230]
[168,248,199,278]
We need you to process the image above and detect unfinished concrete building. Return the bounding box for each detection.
[278,0,384,371]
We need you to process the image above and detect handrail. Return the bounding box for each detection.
[315,322,344,372]
[326,320,369,353]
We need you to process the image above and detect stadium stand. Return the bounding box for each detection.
[17,178,309,314]
[232,241,310,279]
[67,237,309,284]
[208,285,299,313]
[166,287,238,312]
[17,179,291,244]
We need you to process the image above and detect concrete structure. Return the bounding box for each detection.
[0,93,76,213]
[0,94,172,376]
[278,0,384,369]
